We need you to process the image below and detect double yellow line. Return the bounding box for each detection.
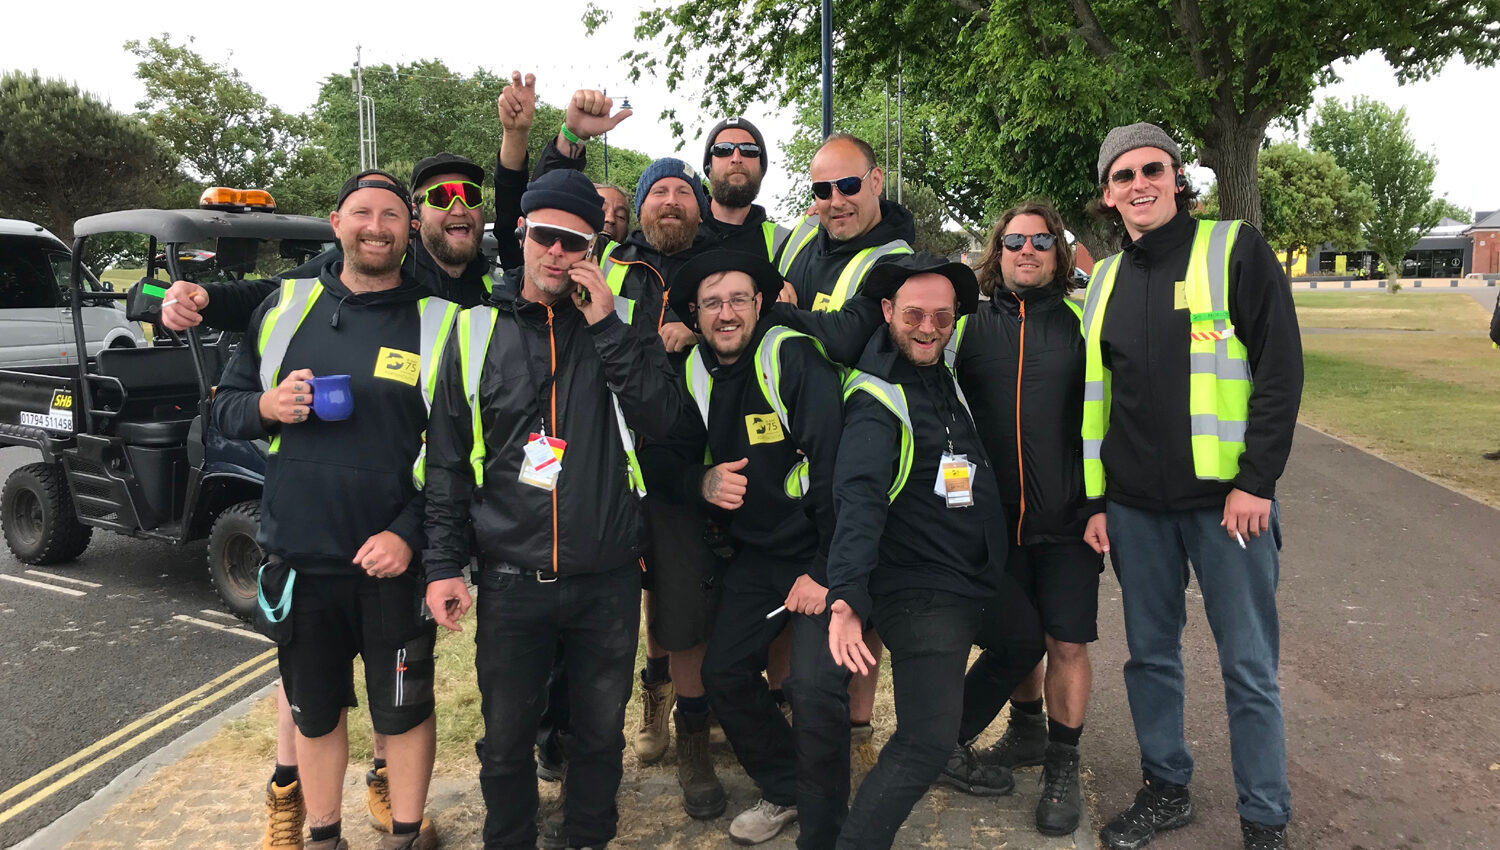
[0,648,278,826]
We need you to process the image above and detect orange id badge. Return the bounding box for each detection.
[933,452,975,508]
[519,430,567,491]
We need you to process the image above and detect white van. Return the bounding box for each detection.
[0,219,146,367]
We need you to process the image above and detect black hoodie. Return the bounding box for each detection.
[638,317,845,569]
[825,329,1007,619]
[211,263,433,573]
[605,227,717,337]
[780,199,917,309]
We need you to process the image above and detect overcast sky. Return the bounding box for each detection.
[6,0,1497,219]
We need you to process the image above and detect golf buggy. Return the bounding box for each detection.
[0,188,332,618]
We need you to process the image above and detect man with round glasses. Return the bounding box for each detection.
[823,252,1017,849]
[931,200,1098,839]
[637,250,849,846]
[422,167,682,850]
[1084,122,1302,850]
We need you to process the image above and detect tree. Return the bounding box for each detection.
[602,0,1500,230]
[1309,97,1440,289]
[0,72,181,243]
[128,36,309,192]
[1205,143,1373,275]
[1426,197,1472,224]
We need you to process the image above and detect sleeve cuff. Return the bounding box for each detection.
[827,584,873,622]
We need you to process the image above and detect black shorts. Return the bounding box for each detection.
[1006,539,1103,644]
[639,498,720,652]
[276,570,436,738]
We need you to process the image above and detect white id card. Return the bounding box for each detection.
[519,431,566,491]
[933,452,976,508]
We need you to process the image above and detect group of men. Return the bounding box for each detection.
[162,70,1303,850]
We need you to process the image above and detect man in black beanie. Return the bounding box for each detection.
[701,116,792,260]
[423,167,682,850]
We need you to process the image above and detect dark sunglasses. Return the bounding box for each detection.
[1002,232,1058,252]
[524,218,594,253]
[709,141,762,159]
[811,166,874,200]
[421,180,484,210]
[1108,161,1171,186]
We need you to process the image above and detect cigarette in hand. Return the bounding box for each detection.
[765,605,787,620]
[161,298,179,307]
[1234,530,1247,549]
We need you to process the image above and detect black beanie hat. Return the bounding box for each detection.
[521,169,606,233]
[702,116,769,173]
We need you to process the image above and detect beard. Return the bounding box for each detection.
[888,323,945,367]
[343,232,404,277]
[642,205,700,255]
[420,215,479,267]
[709,170,762,209]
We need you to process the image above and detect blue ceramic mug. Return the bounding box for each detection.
[306,374,353,421]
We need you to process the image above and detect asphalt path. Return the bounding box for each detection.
[1085,425,1500,849]
[0,446,277,848]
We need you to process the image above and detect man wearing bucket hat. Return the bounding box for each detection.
[639,250,848,846]
[821,252,1013,849]
[1083,122,1302,850]
[212,170,457,850]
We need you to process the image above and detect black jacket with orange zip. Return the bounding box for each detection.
[421,265,682,581]
[952,282,1095,545]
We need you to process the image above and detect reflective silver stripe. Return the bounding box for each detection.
[258,279,321,391]
[613,294,633,325]
[417,297,457,412]
[845,373,913,431]
[1190,414,1247,443]
[462,308,495,405]
[756,326,796,425]
[777,216,821,277]
[610,393,646,497]
[1083,438,1102,460]
[1083,380,1106,402]
[943,315,968,369]
[1081,255,1117,337]
[1207,221,1235,313]
[833,239,912,306]
[1189,352,1251,382]
[685,347,713,427]
[769,223,792,257]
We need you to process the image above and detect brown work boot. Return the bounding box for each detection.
[633,673,675,765]
[674,709,727,819]
[376,823,440,850]
[304,839,347,850]
[366,766,393,831]
[262,779,305,850]
[850,724,879,793]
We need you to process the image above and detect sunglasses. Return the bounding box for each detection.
[524,218,595,253]
[421,180,484,210]
[1001,232,1058,252]
[709,141,762,159]
[1108,161,1171,186]
[811,166,874,200]
[898,307,956,330]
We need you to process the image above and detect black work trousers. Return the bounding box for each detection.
[473,562,640,850]
[701,547,852,850]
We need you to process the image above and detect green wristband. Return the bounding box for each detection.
[560,123,582,145]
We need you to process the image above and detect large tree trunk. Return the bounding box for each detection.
[1198,112,1268,229]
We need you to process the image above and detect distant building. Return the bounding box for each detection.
[1308,215,1487,278]
[1468,210,1500,275]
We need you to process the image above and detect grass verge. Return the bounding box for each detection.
[1294,291,1491,331]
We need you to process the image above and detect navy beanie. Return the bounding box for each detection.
[521,169,606,233]
[634,158,710,219]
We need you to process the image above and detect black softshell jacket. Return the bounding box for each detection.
[211,265,431,573]
[824,330,1007,619]
[422,266,682,582]
[779,200,916,309]
[638,319,845,572]
[954,285,1093,544]
[1098,211,1303,510]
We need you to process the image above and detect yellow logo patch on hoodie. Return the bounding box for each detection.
[376,347,420,385]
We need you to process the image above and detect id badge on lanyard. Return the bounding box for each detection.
[933,452,976,508]
[519,428,567,491]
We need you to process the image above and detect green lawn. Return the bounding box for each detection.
[1296,292,1500,505]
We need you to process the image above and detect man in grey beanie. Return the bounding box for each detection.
[701,116,794,261]
[1083,122,1302,850]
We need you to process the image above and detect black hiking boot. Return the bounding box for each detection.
[936,743,1015,796]
[1035,741,1082,836]
[1241,817,1290,850]
[978,706,1047,769]
[1099,774,1193,849]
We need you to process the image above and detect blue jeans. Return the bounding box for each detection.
[473,563,640,850]
[836,588,983,850]
[1107,499,1291,826]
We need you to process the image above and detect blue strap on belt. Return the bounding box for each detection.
[257,563,297,624]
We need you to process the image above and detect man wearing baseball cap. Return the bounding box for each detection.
[213,170,457,850]
[640,250,849,846]
[1083,122,1302,850]
[822,253,1013,849]
[423,167,681,850]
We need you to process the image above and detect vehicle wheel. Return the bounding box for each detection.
[1,462,92,564]
[208,500,262,621]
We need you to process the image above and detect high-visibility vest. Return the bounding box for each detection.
[841,362,971,502]
[453,305,646,497]
[763,220,792,261]
[682,326,826,499]
[1079,219,1251,498]
[255,278,458,485]
[776,214,913,312]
